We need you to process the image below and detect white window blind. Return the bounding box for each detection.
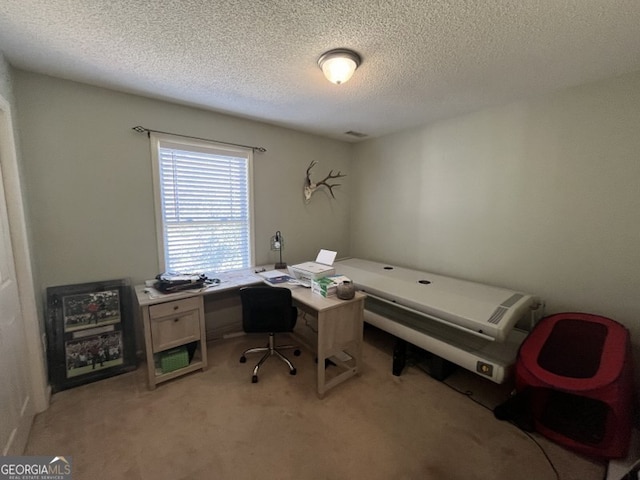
[151,135,253,274]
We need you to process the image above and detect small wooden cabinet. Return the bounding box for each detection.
[139,294,207,389]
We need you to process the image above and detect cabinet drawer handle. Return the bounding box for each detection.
[174,318,180,322]
[173,305,179,311]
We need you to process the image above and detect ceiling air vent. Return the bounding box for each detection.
[344,130,368,138]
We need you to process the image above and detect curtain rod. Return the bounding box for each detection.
[132,126,267,153]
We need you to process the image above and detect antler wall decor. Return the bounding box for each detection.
[304,161,346,202]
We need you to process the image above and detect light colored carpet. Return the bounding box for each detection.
[25,326,606,480]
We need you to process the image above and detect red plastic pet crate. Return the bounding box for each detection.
[516,312,635,459]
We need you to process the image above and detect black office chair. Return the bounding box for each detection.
[239,286,301,383]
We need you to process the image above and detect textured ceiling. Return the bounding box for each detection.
[1,1,640,141]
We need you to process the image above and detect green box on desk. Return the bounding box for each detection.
[311,277,337,297]
[160,347,189,373]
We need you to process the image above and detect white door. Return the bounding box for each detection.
[0,118,33,455]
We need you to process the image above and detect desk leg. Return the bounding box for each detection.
[140,307,157,390]
[315,298,364,398]
[317,327,327,398]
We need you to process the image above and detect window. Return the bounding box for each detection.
[150,134,254,274]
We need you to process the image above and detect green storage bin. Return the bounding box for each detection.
[160,347,189,373]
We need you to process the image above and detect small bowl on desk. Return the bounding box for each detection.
[336,281,355,300]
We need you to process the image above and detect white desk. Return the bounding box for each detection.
[135,268,364,397]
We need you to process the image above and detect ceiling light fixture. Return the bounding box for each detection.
[318,49,361,85]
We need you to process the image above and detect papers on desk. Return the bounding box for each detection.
[258,269,286,279]
[258,270,292,284]
[265,275,293,284]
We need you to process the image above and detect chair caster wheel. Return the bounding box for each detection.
[294,349,301,356]
[252,375,258,383]
[240,356,247,363]
[290,368,297,376]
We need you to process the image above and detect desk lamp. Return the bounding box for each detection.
[271,231,287,270]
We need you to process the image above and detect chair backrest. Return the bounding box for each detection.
[239,286,297,333]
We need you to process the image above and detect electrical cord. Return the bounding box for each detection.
[442,379,561,480]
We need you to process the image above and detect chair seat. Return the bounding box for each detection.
[239,286,300,383]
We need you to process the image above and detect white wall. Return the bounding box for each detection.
[14,71,353,290]
[351,70,640,363]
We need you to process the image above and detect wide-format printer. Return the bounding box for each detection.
[335,258,543,383]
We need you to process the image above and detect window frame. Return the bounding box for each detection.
[149,132,255,274]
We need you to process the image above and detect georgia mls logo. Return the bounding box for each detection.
[49,457,71,473]
[0,455,72,479]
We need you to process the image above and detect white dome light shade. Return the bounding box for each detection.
[318,49,362,85]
